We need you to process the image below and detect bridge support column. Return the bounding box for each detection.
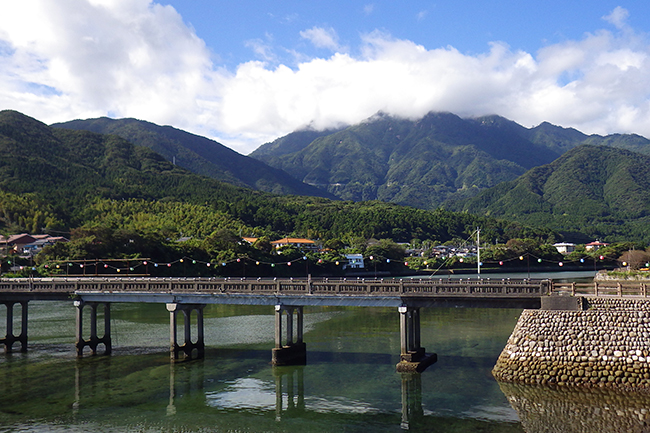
[396,306,436,373]
[167,303,205,361]
[0,301,28,353]
[272,305,306,366]
[75,300,112,357]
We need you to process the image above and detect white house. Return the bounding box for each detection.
[344,254,364,270]
[553,242,576,254]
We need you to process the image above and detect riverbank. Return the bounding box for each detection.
[595,269,650,280]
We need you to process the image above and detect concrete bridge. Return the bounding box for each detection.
[0,276,588,372]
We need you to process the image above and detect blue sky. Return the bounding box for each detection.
[1,1,650,153]
[167,0,639,66]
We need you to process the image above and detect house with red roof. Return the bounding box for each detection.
[585,241,609,251]
[271,238,320,252]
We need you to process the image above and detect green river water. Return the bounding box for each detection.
[1,276,649,432]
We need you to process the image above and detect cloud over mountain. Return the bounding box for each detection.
[1,1,650,154]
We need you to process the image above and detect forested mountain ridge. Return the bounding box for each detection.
[251,126,343,158]
[0,110,548,250]
[250,112,650,209]
[0,110,262,229]
[52,117,335,199]
[451,144,650,242]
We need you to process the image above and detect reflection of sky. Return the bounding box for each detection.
[206,378,277,411]
[206,377,382,415]
[205,377,520,421]
[461,404,520,423]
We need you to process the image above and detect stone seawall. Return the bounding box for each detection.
[493,298,650,391]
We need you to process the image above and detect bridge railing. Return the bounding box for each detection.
[551,281,650,297]
[0,277,550,298]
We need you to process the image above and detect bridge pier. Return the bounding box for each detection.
[0,300,28,353]
[167,303,205,361]
[396,306,437,372]
[272,305,306,366]
[74,300,112,357]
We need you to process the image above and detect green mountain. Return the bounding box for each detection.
[52,117,334,198]
[251,126,343,158]
[1,110,545,248]
[451,144,650,242]
[0,110,260,229]
[250,112,650,209]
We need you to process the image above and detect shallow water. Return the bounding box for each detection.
[0,301,526,432]
[12,296,650,432]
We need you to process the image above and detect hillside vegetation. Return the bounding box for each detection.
[452,145,650,242]
[53,117,334,198]
[251,112,650,209]
[0,110,555,273]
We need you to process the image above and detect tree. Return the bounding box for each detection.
[618,249,650,270]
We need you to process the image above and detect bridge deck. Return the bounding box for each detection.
[0,277,548,308]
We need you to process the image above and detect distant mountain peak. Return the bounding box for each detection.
[249,110,650,211]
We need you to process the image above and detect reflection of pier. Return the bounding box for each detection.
[400,373,424,430]
[0,276,547,371]
[167,359,206,416]
[400,373,424,429]
[270,367,425,428]
[273,366,305,421]
[69,350,427,430]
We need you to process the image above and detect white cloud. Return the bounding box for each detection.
[245,34,278,63]
[1,3,650,155]
[299,26,341,51]
[603,6,629,30]
[0,0,214,130]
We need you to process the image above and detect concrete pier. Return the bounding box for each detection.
[272,305,306,366]
[167,303,205,361]
[0,301,28,353]
[74,300,112,357]
[396,306,437,372]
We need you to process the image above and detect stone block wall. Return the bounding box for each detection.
[493,298,650,390]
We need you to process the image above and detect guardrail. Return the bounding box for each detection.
[0,277,550,298]
[551,281,650,297]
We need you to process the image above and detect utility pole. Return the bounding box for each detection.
[477,228,481,275]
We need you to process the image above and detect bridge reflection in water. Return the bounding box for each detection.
[69,354,425,429]
[72,355,650,432]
